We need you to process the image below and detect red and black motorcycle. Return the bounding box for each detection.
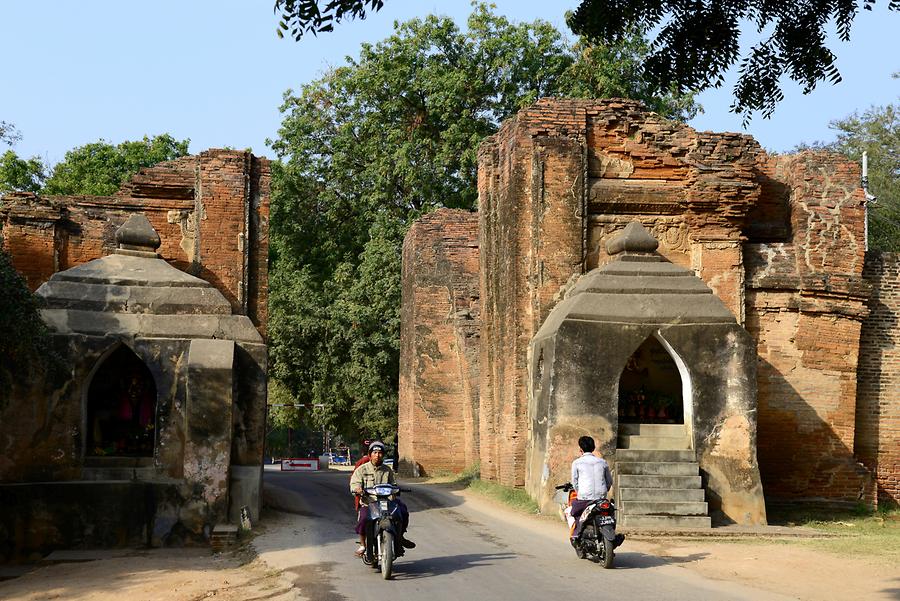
[555,483,625,568]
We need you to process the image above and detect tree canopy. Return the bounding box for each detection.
[0,244,64,410]
[43,134,190,196]
[0,121,21,147]
[1,134,189,197]
[0,150,45,194]
[275,0,899,123]
[275,0,384,38]
[268,4,696,442]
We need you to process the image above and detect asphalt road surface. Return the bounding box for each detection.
[257,468,795,601]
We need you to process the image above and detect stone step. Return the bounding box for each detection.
[616,449,695,462]
[618,423,686,437]
[620,514,711,529]
[210,524,238,552]
[616,461,699,476]
[618,474,702,489]
[618,487,706,502]
[618,436,691,450]
[619,500,709,516]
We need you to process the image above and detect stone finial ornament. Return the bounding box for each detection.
[606,221,659,255]
[115,214,161,255]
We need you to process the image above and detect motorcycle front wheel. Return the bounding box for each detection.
[380,531,395,579]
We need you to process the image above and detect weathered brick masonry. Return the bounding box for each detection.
[858,253,900,502]
[0,149,270,334]
[399,209,480,475]
[400,98,899,505]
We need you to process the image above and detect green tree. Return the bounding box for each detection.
[274,0,899,123]
[43,134,190,196]
[268,4,695,441]
[568,0,899,124]
[0,150,46,194]
[0,121,21,147]
[0,243,64,410]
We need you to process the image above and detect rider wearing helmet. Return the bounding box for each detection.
[350,440,415,556]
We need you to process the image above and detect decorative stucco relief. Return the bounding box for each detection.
[586,215,690,269]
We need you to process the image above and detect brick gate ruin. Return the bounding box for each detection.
[0,150,270,558]
[399,99,900,516]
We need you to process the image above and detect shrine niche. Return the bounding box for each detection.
[0,214,267,560]
[525,222,766,525]
[86,344,158,458]
[618,334,684,425]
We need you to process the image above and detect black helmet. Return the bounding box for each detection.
[368,440,386,453]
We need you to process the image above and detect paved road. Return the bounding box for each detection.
[256,468,794,601]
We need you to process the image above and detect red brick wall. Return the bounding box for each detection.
[0,196,61,289]
[475,99,763,486]
[400,98,894,505]
[0,150,270,334]
[477,108,589,486]
[398,209,480,475]
[746,153,873,502]
[858,252,900,504]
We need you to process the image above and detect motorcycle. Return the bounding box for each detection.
[360,483,410,579]
[554,482,625,568]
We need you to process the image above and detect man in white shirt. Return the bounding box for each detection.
[570,435,613,526]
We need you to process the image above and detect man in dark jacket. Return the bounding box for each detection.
[350,440,415,556]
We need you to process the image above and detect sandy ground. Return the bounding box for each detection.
[0,548,297,601]
[1,480,897,601]
[632,538,900,601]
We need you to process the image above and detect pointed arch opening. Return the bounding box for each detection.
[86,345,157,457]
[617,333,685,424]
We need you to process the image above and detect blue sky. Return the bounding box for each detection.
[1,1,897,166]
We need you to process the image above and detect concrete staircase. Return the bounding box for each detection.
[616,424,711,529]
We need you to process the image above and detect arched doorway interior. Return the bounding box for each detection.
[86,345,157,457]
[618,334,684,424]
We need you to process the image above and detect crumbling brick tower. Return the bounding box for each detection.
[400,98,898,506]
[0,149,270,335]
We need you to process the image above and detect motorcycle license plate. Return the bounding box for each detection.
[597,515,615,526]
[380,500,389,511]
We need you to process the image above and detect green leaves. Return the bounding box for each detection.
[0,121,22,147]
[0,150,46,194]
[268,3,698,442]
[0,243,65,410]
[43,134,190,196]
[0,122,46,195]
[567,0,899,124]
[274,0,385,40]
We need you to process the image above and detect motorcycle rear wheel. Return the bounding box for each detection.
[599,534,614,568]
[380,531,395,580]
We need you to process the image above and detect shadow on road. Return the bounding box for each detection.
[605,550,710,569]
[880,577,900,599]
[390,552,518,580]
